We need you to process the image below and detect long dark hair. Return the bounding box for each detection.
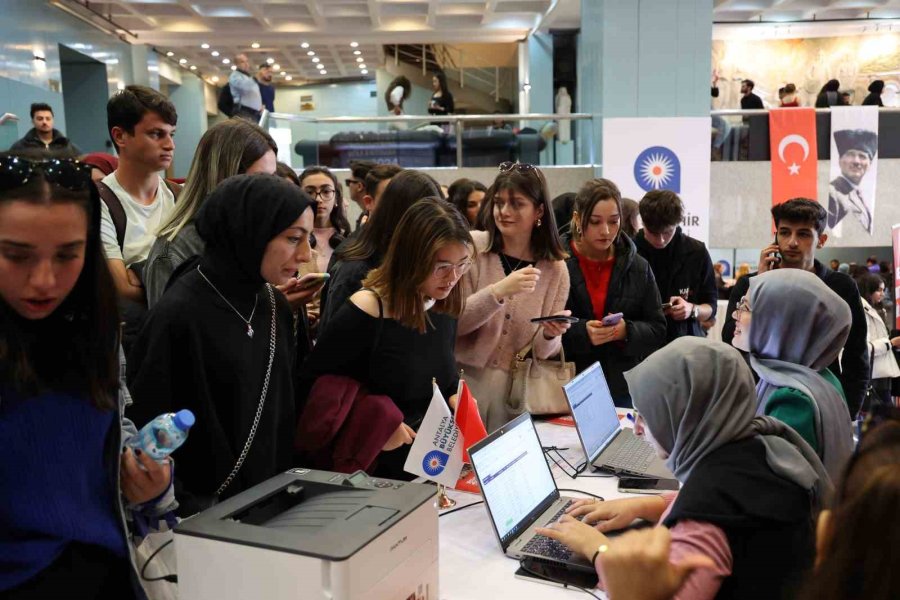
[299,165,351,248]
[339,170,443,262]
[433,71,449,95]
[855,272,885,306]
[481,166,566,261]
[385,75,412,111]
[0,157,119,410]
[447,178,487,227]
[572,178,623,243]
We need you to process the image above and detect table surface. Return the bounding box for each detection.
[437,417,648,600]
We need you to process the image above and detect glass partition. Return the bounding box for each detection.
[0,114,21,151]
[261,112,594,170]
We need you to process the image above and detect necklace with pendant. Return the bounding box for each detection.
[197,266,258,338]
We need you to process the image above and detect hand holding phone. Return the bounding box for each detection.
[530,315,580,324]
[758,239,782,274]
[601,312,624,326]
[296,272,330,291]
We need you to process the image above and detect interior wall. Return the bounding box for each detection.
[59,45,110,153]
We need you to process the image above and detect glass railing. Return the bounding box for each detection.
[260,111,594,170]
[710,107,900,161]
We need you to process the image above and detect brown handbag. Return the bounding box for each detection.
[506,328,576,416]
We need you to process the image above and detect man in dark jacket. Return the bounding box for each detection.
[634,190,717,342]
[722,198,869,419]
[9,103,80,157]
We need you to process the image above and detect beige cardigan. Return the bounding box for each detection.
[456,230,570,371]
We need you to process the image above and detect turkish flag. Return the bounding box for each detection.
[454,380,487,463]
[769,108,818,208]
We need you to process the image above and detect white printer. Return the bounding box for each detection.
[174,468,439,600]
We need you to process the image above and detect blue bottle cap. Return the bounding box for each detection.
[173,409,196,431]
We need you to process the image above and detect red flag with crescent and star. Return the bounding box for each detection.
[769,108,818,210]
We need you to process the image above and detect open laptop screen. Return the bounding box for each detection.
[470,414,557,547]
[564,362,620,463]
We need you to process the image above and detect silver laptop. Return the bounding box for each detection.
[469,413,594,572]
[563,362,673,479]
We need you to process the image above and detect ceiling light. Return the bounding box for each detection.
[266,57,274,64]
[300,42,309,49]
[358,64,366,69]
[356,57,363,62]
[212,76,219,82]
[179,58,187,64]
[360,69,368,75]
[350,41,358,48]
[312,57,320,63]
[231,65,237,71]
[280,71,286,76]
[307,50,315,56]
[190,65,197,70]
[211,50,219,57]
[251,42,260,49]
[286,75,293,81]
[272,63,281,70]
[201,43,209,49]
[166,51,174,57]
[222,58,231,64]
[320,70,327,75]
[353,50,361,56]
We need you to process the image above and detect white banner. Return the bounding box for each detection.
[403,383,464,487]
[828,106,879,237]
[602,117,711,244]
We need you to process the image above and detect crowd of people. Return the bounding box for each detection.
[717,76,889,109]
[2,83,899,600]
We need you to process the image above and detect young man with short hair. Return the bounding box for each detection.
[345,160,376,229]
[362,163,403,218]
[10,103,80,157]
[722,198,869,418]
[256,63,275,113]
[100,85,178,305]
[634,190,717,342]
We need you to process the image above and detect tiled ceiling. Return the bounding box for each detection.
[62,0,565,84]
[714,0,900,22]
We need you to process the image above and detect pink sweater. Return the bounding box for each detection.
[456,230,570,371]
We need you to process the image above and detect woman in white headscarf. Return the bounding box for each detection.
[537,338,830,600]
[731,268,855,480]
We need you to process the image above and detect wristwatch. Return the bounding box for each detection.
[692,305,701,320]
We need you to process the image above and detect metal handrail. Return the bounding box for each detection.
[712,107,900,116]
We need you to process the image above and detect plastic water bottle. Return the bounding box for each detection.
[129,409,195,462]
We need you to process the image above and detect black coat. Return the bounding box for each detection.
[634,228,718,342]
[10,128,81,157]
[562,235,666,400]
[722,261,870,419]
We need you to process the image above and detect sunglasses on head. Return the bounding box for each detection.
[0,156,93,192]
[498,161,536,174]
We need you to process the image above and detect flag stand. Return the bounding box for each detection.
[436,483,456,509]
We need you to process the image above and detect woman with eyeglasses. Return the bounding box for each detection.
[562,178,666,408]
[0,155,173,598]
[456,162,571,432]
[298,197,472,479]
[731,268,854,481]
[127,174,315,516]
[300,166,351,274]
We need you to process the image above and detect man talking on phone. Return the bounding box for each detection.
[634,191,717,342]
[722,198,869,419]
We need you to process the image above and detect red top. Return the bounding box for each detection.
[573,244,615,320]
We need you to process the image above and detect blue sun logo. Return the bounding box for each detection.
[422,450,449,477]
[634,146,681,193]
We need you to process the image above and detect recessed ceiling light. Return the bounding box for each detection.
[272,63,281,70]
[361,69,368,75]
[166,51,174,57]
[280,71,286,76]
[251,42,260,49]
[320,70,327,75]
[212,76,219,82]
[211,51,219,57]
[222,58,231,64]
[350,42,358,48]
[179,58,187,64]
[286,75,293,81]
[356,57,363,62]
[190,65,197,70]
[307,51,315,56]
[300,42,309,49]
[231,65,237,71]
[358,64,366,69]
[312,57,320,63]
[266,57,274,64]
[201,43,209,49]
[353,50,361,56]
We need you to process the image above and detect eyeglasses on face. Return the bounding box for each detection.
[433,258,473,279]
[0,156,93,192]
[735,296,752,315]
[498,161,536,174]
[304,186,336,201]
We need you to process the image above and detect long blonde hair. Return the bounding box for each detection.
[156,119,276,241]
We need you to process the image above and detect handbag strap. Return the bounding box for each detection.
[513,326,567,366]
[215,284,277,497]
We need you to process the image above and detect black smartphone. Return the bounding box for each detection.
[515,559,599,589]
[769,233,782,265]
[530,315,580,324]
[618,477,680,494]
[661,302,673,310]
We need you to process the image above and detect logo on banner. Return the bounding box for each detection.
[634,146,681,193]
[777,134,810,175]
[422,450,449,476]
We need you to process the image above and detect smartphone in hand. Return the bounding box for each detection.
[601,312,624,326]
[296,272,330,290]
[530,315,580,324]
[768,233,782,266]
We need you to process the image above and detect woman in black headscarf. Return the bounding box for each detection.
[862,80,885,107]
[127,174,315,516]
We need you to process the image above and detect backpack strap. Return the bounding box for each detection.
[95,180,127,251]
[163,179,182,201]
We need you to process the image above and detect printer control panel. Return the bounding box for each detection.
[288,468,406,490]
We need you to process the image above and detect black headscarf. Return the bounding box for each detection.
[196,174,314,290]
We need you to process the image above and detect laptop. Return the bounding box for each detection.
[563,362,673,479]
[468,413,594,572]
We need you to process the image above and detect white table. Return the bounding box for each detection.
[437,419,644,600]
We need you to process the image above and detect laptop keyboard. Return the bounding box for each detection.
[521,500,574,561]
[604,434,655,473]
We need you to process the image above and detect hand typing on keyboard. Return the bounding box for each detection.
[535,514,610,565]
[566,496,668,533]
